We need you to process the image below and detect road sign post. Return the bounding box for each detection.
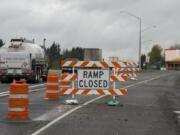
[65,67,79,105]
[107,68,120,106]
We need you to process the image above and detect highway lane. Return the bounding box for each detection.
[0,70,177,135]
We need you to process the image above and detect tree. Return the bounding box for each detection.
[148,44,163,65]
[62,47,84,60]
[71,47,84,60]
[46,44,84,68]
[170,43,180,49]
[0,39,4,47]
[46,42,61,68]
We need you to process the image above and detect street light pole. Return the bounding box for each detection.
[120,11,142,69]
[139,18,142,70]
[142,25,156,33]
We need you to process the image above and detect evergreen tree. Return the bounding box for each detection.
[47,42,61,68]
[62,47,84,60]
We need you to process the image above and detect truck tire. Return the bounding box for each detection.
[1,76,9,83]
[42,76,47,82]
[27,73,39,83]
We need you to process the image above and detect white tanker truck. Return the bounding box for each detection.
[0,38,48,83]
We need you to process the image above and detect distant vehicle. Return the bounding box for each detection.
[0,38,48,83]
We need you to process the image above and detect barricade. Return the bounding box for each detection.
[46,75,59,99]
[115,61,139,79]
[8,80,29,120]
[60,60,131,105]
[60,73,74,88]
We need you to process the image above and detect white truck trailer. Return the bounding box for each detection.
[0,38,48,83]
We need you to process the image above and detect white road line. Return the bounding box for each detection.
[0,88,45,97]
[174,111,180,119]
[32,106,82,135]
[0,83,46,97]
[0,91,9,95]
[32,95,105,135]
[0,93,9,97]
[30,83,46,88]
[31,73,169,135]
[123,74,169,89]
[30,88,45,92]
[174,111,180,114]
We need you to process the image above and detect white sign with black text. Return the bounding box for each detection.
[78,69,109,89]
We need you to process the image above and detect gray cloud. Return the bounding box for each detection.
[0,0,180,60]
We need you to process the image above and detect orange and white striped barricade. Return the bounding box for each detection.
[60,70,128,95]
[60,67,78,104]
[115,61,140,81]
[60,60,129,105]
[60,73,76,88]
[60,88,128,96]
[8,80,29,120]
[46,75,59,99]
[126,61,139,80]
[127,61,139,67]
[61,60,128,68]
[60,81,72,88]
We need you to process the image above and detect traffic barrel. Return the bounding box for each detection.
[8,80,29,120]
[46,75,59,99]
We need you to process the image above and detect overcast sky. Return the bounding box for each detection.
[0,0,180,61]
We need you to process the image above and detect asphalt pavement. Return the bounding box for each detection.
[0,70,179,135]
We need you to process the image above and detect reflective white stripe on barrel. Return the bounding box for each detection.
[9,94,28,99]
[46,90,59,94]
[8,107,25,112]
[46,83,59,86]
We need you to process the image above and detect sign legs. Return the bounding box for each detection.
[107,68,120,106]
[65,67,79,105]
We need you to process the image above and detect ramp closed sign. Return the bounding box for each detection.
[78,69,109,89]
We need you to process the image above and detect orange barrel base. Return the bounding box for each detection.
[46,94,59,99]
[46,75,59,99]
[8,111,29,120]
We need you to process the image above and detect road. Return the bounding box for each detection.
[0,70,179,135]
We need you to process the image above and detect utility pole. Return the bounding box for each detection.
[139,18,142,69]
[120,11,142,69]
[120,11,156,70]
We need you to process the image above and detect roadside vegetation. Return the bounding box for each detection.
[46,42,84,69]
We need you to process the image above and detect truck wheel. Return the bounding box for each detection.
[1,76,9,83]
[42,76,47,82]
